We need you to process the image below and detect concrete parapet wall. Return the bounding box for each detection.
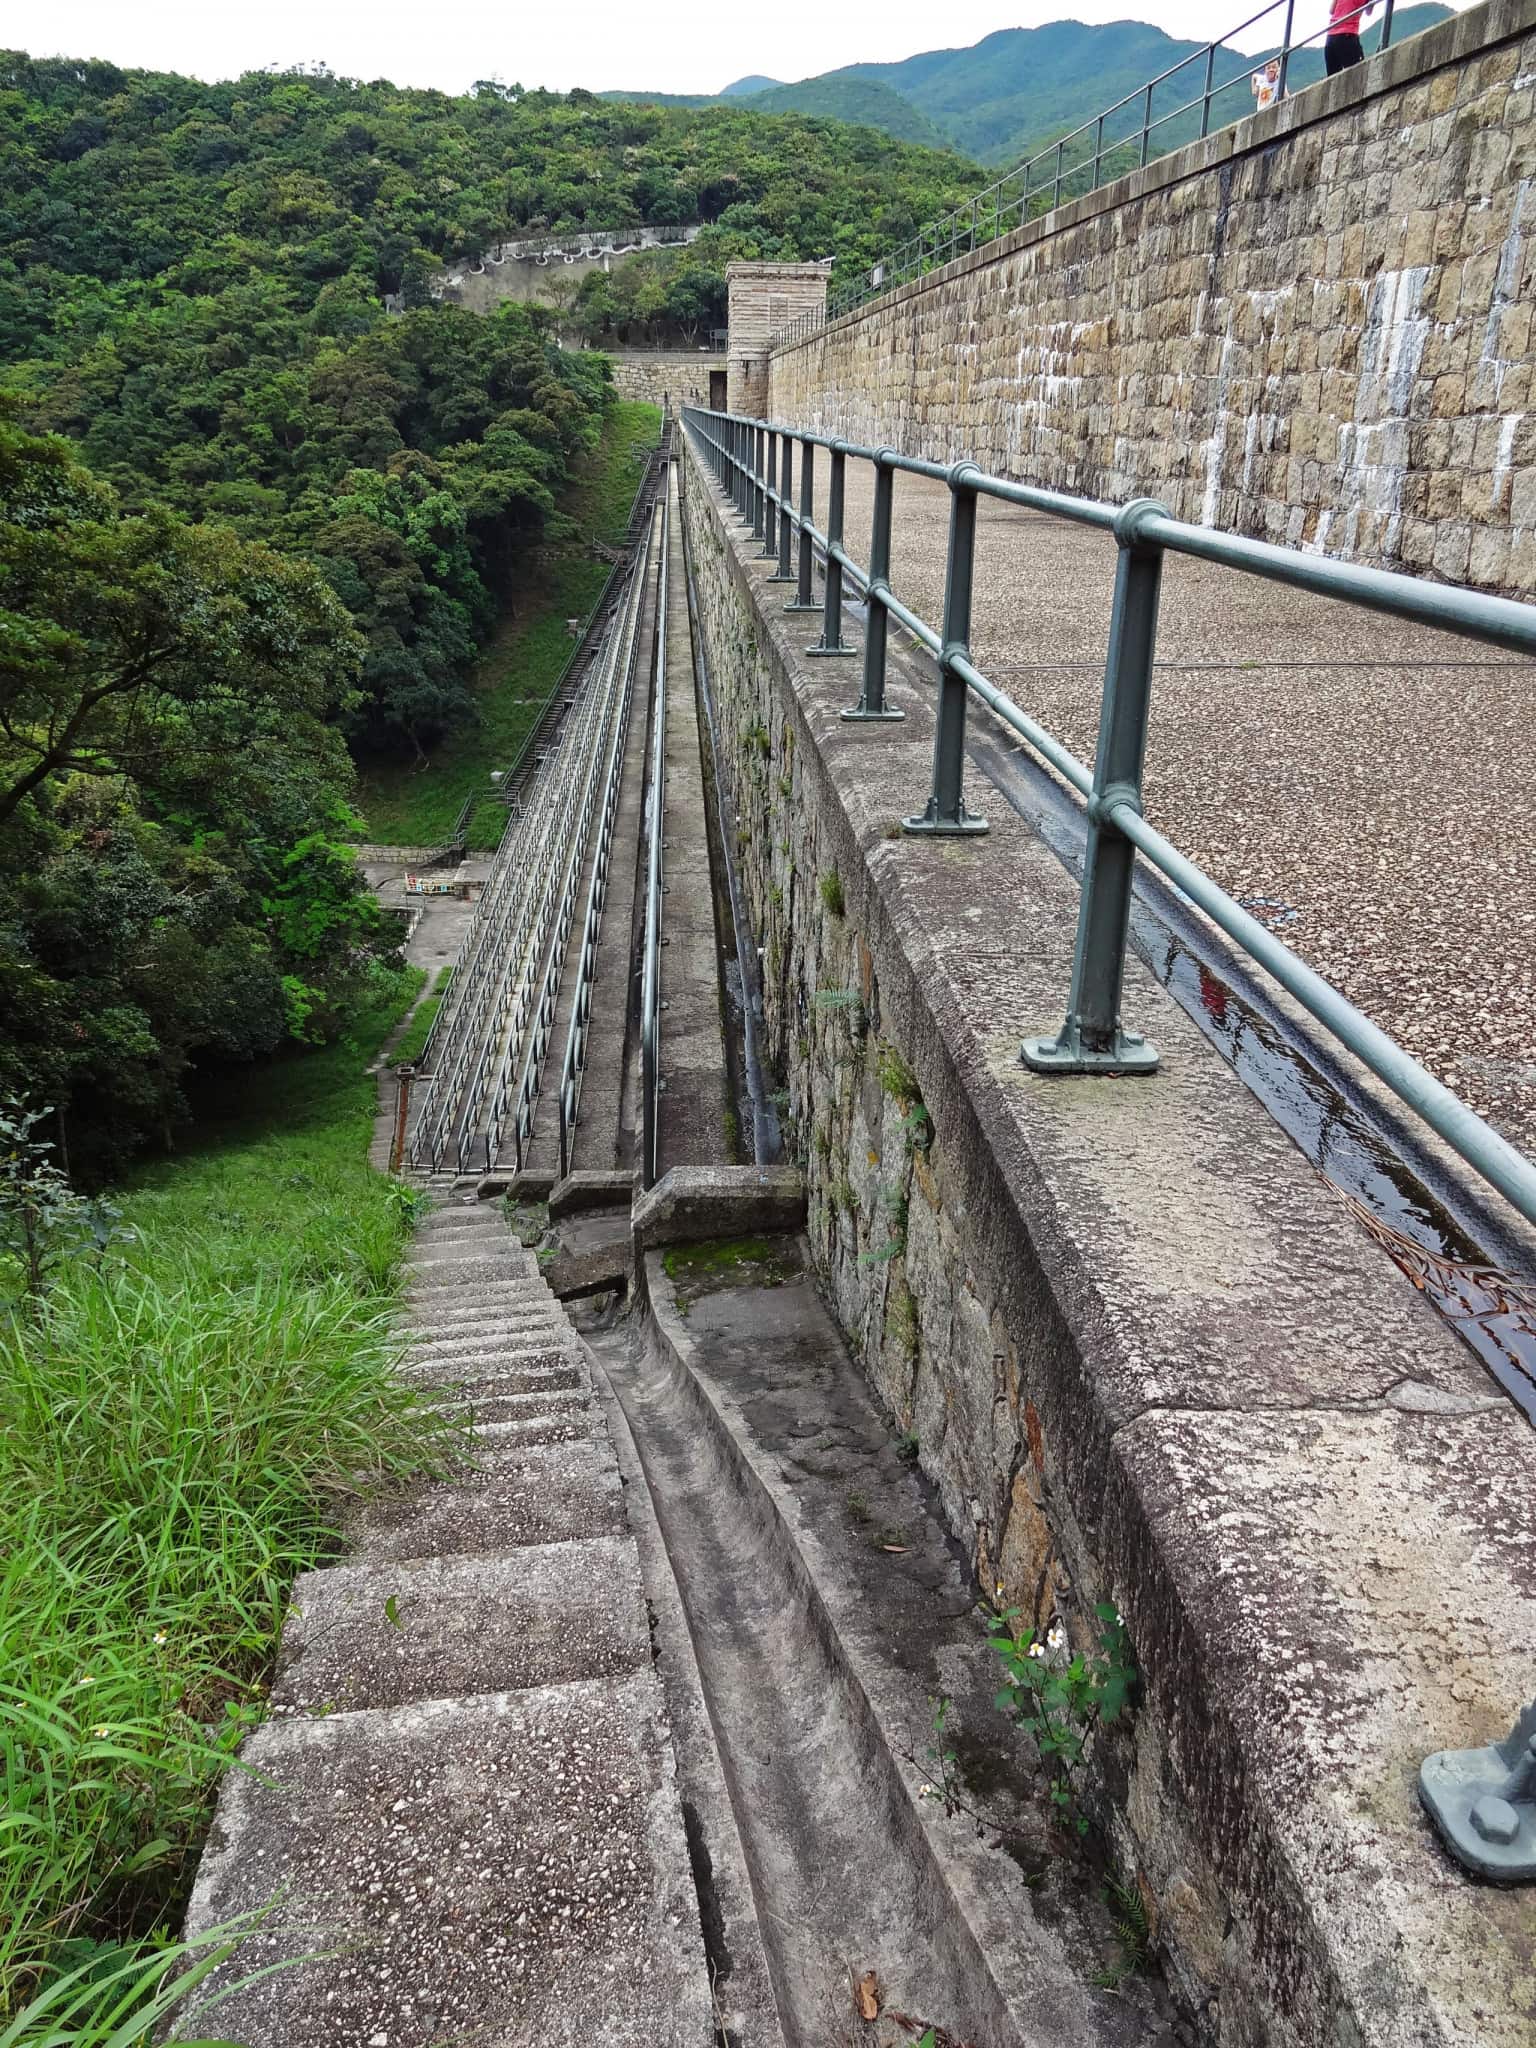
[767,0,1536,596]
[679,432,1536,2047]
[606,351,720,411]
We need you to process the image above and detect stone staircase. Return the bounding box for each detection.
[180,1197,714,2047]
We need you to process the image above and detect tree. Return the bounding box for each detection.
[0,413,362,834]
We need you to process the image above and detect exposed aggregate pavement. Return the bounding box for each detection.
[831,460,1536,1155]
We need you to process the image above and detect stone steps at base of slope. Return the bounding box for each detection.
[347,1437,626,1565]
[270,1536,649,1716]
[403,1356,587,1402]
[424,1384,593,1433]
[180,1676,712,2048]
[178,1196,713,2043]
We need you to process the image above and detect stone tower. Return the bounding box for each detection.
[726,261,832,415]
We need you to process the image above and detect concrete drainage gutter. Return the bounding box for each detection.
[611,1241,1170,2048]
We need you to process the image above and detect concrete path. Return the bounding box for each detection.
[179,1201,714,2047]
[833,458,1536,1156]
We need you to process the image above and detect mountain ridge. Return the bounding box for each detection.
[607,7,1453,165]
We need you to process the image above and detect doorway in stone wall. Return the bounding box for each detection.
[709,369,726,411]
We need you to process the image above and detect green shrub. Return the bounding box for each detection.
[819,869,845,919]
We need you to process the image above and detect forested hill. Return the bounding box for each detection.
[612,5,1453,164]
[0,53,976,1170]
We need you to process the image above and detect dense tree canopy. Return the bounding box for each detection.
[0,50,978,1166]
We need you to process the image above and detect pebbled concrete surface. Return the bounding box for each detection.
[839,457,1536,1155]
[179,1678,710,2048]
[273,1540,649,1714]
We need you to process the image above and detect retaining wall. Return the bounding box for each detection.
[767,0,1536,596]
[678,430,1536,2048]
[606,351,721,411]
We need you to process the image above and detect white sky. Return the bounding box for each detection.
[7,0,1468,100]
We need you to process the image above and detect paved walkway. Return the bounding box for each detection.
[831,459,1536,1154]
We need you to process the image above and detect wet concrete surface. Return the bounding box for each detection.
[833,459,1536,1155]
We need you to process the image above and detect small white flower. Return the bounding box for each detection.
[1028,1642,1047,1660]
[93,1726,109,1740]
[153,1631,168,1647]
[1046,1624,1066,1651]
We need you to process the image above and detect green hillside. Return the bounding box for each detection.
[614,5,1453,167]
[744,76,951,148]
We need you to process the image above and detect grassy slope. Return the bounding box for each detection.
[359,398,662,851]
[0,962,457,2024]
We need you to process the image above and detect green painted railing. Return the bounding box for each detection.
[683,403,1536,1237]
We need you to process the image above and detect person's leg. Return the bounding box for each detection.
[1325,32,1365,72]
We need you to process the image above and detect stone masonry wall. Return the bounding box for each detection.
[606,352,720,412]
[678,431,1536,2048]
[767,0,1536,595]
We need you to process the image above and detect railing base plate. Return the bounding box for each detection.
[806,643,856,659]
[841,705,906,722]
[1020,1024,1160,1076]
[902,806,989,837]
[783,600,821,613]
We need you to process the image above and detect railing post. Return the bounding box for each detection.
[1093,113,1104,187]
[1276,0,1296,98]
[785,437,818,613]
[1140,81,1154,166]
[1379,0,1397,48]
[1053,137,1064,210]
[843,451,904,721]
[807,442,854,658]
[1021,499,1166,1075]
[1200,43,1216,136]
[903,463,989,837]
[761,429,778,557]
[769,433,795,582]
[735,422,751,523]
[751,425,766,542]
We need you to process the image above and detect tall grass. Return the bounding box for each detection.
[0,962,460,2035]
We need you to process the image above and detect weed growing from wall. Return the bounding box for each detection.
[987,1603,1136,1836]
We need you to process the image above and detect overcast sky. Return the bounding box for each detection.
[11,0,1463,100]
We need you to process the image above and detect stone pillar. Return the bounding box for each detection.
[726,261,832,416]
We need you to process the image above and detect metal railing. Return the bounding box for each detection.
[451,422,670,850]
[639,473,672,1192]
[491,529,653,1178]
[772,0,1405,350]
[556,501,659,1180]
[684,404,1536,1234]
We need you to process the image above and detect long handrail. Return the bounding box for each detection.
[639,474,671,1191]
[684,404,1536,1236]
[490,522,653,1176]
[772,0,1409,350]
[557,502,660,1179]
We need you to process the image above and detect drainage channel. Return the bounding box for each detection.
[964,727,1536,1429]
[580,1244,1177,2048]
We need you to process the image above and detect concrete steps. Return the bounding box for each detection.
[181,1196,712,2047]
